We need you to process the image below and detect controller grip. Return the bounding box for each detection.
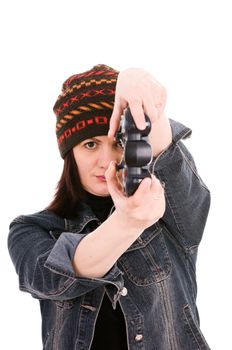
[124,167,151,196]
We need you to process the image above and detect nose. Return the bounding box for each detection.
[97,145,120,169]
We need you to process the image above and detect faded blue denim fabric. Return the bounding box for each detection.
[8,120,211,350]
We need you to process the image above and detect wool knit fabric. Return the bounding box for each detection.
[53,64,119,158]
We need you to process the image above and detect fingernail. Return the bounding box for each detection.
[108,132,114,138]
[137,123,146,130]
[109,161,114,170]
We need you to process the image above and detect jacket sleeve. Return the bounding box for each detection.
[8,215,124,301]
[151,119,211,250]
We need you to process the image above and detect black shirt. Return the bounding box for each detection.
[84,192,128,350]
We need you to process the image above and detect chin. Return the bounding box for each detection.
[97,189,110,197]
[89,184,110,197]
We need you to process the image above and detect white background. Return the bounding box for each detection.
[1,1,231,349]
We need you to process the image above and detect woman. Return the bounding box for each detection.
[8,64,211,349]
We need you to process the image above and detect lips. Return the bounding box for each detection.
[96,175,106,182]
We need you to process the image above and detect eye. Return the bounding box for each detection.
[114,140,124,149]
[84,141,97,149]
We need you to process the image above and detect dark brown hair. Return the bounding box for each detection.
[47,151,85,218]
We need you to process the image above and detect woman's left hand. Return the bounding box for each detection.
[108,68,167,137]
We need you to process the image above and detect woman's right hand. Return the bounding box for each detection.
[73,161,165,278]
[105,161,165,230]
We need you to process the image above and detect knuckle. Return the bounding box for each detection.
[129,97,142,107]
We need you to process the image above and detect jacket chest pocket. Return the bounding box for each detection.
[118,224,171,286]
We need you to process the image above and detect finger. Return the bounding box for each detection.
[150,175,165,196]
[108,99,126,138]
[132,177,152,202]
[153,86,167,118]
[132,175,163,202]
[128,99,147,130]
[142,95,159,122]
[108,106,121,138]
[105,162,125,200]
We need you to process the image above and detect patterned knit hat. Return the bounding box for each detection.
[53,64,119,158]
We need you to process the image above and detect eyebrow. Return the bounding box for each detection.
[81,137,118,145]
[83,137,101,142]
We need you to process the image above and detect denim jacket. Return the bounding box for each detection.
[8,120,211,350]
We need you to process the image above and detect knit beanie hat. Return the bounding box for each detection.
[53,64,119,158]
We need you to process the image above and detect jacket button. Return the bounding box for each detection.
[120,287,128,296]
[135,334,143,341]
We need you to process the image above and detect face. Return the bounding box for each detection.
[73,136,123,196]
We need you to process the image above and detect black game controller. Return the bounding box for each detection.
[116,108,153,196]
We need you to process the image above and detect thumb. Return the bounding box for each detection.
[135,177,152,195]
[105,162,124,200]
[132,177,152,203]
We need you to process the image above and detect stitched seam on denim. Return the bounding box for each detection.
[44,328,55,349]
[126,226,162,252]
[118,299,130,350]
[52,303,64,350]
[183,305,209,349]
[64,218,69,231]
[44,262,76,278]
[146,235,172,280]
[172,128,192,143]
[119,234,172,286]
[69,218,100,234]
[76,292,105,350]
[119,263,171,286]
[119,260,159,286]
[177,144,209,192]
[161,224,186,252]
[159,280,179,350]
[20,277,76,299]
[157,169,188,249]
[10,215,25,225]
[119,294,145,349]
[151,127,191,172]
[151,143,176,171]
